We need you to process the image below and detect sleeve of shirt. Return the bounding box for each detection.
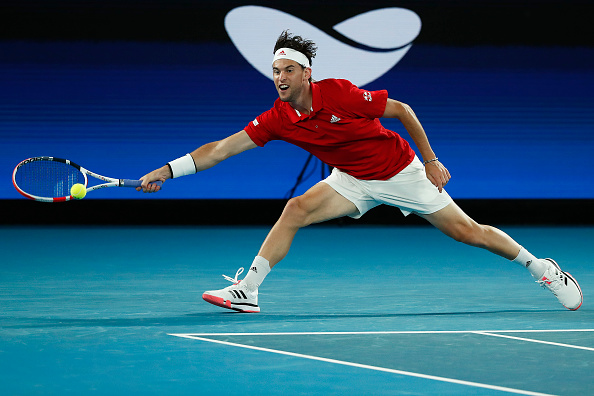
[337,80,388,119]
[243,107,279,147]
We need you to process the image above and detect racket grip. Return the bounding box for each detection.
[120,179,164,188]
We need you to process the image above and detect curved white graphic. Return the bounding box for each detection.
[225,6,421,87]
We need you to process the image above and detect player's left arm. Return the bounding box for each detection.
[382,98,451,192]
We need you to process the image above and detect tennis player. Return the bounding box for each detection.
[139,31,582,312]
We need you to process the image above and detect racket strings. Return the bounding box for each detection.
[15,160,85,198]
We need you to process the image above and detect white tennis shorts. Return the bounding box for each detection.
[322,156,453,219]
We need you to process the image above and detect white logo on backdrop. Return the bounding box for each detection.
[225,6,421,87]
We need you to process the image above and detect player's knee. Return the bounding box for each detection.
[282,196,313,228]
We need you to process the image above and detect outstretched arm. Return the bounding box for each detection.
[382,98,451,192]
[138,130,257,192]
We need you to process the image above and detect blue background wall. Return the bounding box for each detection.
[2,1,593,201]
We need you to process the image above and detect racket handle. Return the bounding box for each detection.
[119,179,164,188]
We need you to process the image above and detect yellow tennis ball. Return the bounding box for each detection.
[70,183,87,199]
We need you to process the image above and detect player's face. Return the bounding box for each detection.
[272,59,311,103]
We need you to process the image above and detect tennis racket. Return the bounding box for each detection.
[12,156,162,202]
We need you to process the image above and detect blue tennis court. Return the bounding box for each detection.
[1,224,592,395]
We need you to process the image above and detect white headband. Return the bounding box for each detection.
[272,47,311,68]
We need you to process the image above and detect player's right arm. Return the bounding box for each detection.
[138,130,257,192]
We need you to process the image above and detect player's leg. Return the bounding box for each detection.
[418,201,521,260]
[258,181,359,268]
[419,202,582,310]
[202,181,359,312]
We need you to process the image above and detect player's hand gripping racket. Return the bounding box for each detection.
[12,156,163,202]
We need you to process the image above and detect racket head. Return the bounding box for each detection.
[12,157,88,202]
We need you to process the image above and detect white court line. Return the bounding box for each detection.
[172,329,594,337]
[170,332,565,396]
[474,331,594,352]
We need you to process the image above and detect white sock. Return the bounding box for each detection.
[242,256,271,290]
[513,247,547,279]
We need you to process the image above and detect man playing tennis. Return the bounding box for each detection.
[139,31,582,312]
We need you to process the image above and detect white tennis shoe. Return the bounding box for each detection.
[202,268,260,313]
[537,259,582,311]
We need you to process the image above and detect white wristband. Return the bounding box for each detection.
[168,154,196,178]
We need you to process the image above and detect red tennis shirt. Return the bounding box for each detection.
[244,79,415,180]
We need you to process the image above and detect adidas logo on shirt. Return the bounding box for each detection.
[330,115,341,123]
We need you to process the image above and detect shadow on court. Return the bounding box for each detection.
[3,309,563,329]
